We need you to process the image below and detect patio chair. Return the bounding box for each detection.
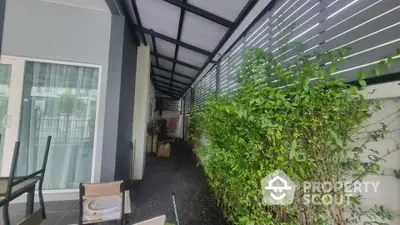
[132,215,166,225]
[78,180,126,225]
[0,136,52,225]
[17,209,44,225]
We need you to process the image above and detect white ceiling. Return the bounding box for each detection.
[188,0,249,22]
[41,0,111,12]
[136,0,180,39]
[180,12,228,52]
[121,0,269,98]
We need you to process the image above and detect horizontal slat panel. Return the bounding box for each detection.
[320,0,400,51]
[335,57,400,81]
[282,0,400,69]
[193,0,400,105]
[268,0,321,50]
[336,37,400,73]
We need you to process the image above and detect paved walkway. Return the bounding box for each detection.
[128,139,227,225]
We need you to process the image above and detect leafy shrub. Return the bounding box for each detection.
[192,47,399,224]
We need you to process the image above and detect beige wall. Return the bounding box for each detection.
[132,44,151,180]
[358,81,400,224]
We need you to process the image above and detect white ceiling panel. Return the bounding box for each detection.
[136,0,180,38]
[155,93,174,99]
[177,47,208,67]
[188,0,248,21]
[154,69,172,79]
[155,38,176,58]
[158,59,174,71]
[175,64,197,78]
[172,82,187,89]
[173,75,192,84]
[157,83,173,89]
[181,12,228,52]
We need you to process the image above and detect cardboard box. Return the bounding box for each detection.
[157,143,171,157]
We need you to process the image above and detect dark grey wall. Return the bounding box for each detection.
[115,23,137,181]
[100,14,125,182]
[0,0,5,55]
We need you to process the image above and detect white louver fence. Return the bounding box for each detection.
[182,0,400,130]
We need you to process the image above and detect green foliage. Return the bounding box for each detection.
[191,46,399,224]
[59,91,87,115]
[394,169,400,180]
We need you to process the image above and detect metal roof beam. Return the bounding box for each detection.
[133,25,212,56]
[152,73,190,86]
[158,87,183,95]
[156,85,182,94]
[153,79,185,91]
[151,52,200,71]
[155,88,180,99]
[115,0,139,45]
[152,65,192,80]
[184,0,259,94]
[169,0,186,94]
[130,0,147,45]
[163,0,233,27]
[151,37,160,67]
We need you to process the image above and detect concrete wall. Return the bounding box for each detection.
[1,0,115,182]
[100,14,124,182]
[359,81,400,224]
[132,44,151,180]
[115,23,138,181]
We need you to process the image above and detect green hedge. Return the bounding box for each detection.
[191,47,399,225]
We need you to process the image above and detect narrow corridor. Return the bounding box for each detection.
[128,139,228,225]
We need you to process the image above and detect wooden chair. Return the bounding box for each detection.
[132,215,166,225]
[17,209,44,225]
[0,136,52,225]
[79,180,126,225]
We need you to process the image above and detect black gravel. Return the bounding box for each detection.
[126,139,228,225]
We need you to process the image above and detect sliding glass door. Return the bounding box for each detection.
[0,56,100,190]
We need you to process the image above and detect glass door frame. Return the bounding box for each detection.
[0,56,25,176]
[0,55,103,188]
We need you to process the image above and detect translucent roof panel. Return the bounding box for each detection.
[177,47,208,68]
[175,64,197,78]
[136,0,180,38]
[155,38,176,58]
[180,12,228,52]
[188,0,248,21]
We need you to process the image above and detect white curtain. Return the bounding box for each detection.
[17,61,99,190]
